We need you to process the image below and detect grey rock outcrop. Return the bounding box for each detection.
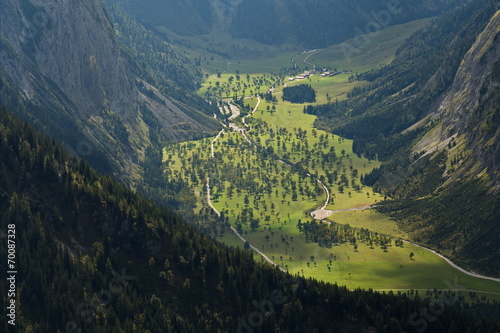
[438,10,500,185]
[0,0,218,177]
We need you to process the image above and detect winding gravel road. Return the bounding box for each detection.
[312,205,500,283]
[207,77,500,285]
[206,177,284,271]
[208,98,284,269]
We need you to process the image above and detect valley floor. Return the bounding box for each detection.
[164,26,500,298]
[163,81,500,298]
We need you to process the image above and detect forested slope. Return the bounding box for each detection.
[112,0,463,48]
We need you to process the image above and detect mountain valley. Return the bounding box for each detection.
[1,0,500,332]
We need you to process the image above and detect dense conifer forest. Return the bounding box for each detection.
[282,85,317,104]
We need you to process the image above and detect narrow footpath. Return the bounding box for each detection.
[206,177,285,271]
[404,240,500,283]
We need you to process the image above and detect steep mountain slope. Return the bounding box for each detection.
[230,0,462,47]
[1,107,499,332]
[384,8,500,275]
[0,0,219,179]
[434,10,500,187]
[100,0,219,116]
[115,0,463,49]
[306,0,500,275]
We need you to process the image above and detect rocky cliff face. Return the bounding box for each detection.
[8,0,137,119]
[440,10,500,187]
[0,0,218,177]
[397,10,500,274]
[415,10,500,188]
[211,0,243,29]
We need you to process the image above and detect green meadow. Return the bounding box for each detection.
[234,227,500,293]
[331,209,408,239]
[163,83,500,296]
[198,73,281,100]
[161,18,500,297]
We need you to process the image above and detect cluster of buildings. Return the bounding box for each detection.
[288,70,315,81]
[288,68,352,81]
[320,68,353,77]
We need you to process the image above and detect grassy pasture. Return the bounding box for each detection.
[283,74,370,104]
[163,86,500,295]
[160,17,500,296]
[198,73,280,100]
[330,209,408,239]
[249,97,382,210]
[219,213,500,293]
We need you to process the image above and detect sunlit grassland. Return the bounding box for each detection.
[210,130,324,212]
[218,215,500,293]
[198,73,279,100]
[249,97,383,210]
[169,83,463,293]
[283,74,370,104]
[163,128,325,218]
[162,88,500,297]
[329,209,408,239]
[198,61,368,105]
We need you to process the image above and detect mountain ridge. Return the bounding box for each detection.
[437,10,500,188]
[113,0,464,49]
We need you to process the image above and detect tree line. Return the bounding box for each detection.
[282,84,316,104]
